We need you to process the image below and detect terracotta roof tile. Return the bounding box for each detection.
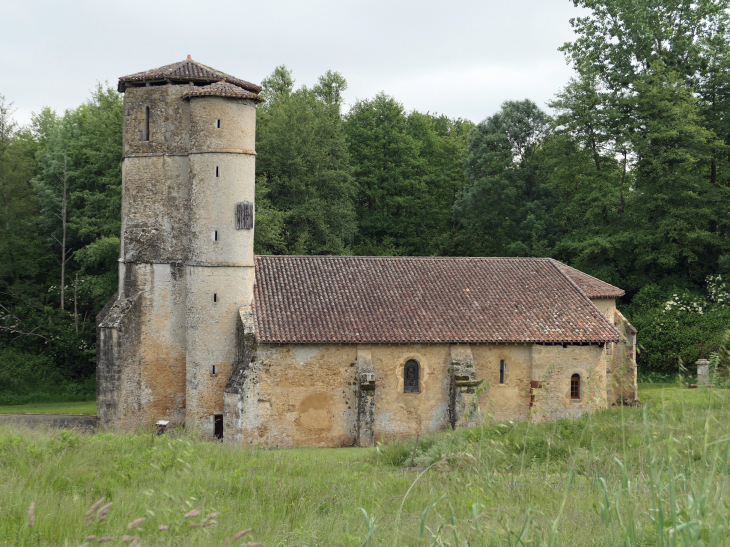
[182,81,264,102]
[551,260,625,298]
[253,256,621,344]
[118,58,262,94]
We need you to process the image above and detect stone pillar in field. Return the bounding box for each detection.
[697,359,710,387]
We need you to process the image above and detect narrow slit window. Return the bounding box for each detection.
[214,414,223,440]
[570,374,580,400]
[212,365,217,375]
[213,293,217,303]
[404,360,419,393]
[216,119,221,128]
[215,166,219,178]
[142,106,150,141]
[212,230,218,241]
[499,360,505,384]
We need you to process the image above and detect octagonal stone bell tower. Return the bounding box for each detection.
[96,57,264,437]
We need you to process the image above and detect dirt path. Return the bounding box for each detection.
[0,413,99,430]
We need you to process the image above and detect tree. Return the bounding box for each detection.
[345,93,423,255]
[256,67,356,255]
[405,112,473,255]
[562,0,730,88]
[454,100,558,257]
[0,96,48,299]
[554,0,730,290]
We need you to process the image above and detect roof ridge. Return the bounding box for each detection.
[547,258,591,301]
[547,258,622,339]
[550,259,625,298]
[254,255,554,260]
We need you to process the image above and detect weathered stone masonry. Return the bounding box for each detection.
[97,58,263,435]
[98,58,637,447]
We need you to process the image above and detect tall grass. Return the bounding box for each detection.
[3,383,730,545]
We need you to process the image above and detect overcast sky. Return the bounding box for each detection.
[2,0,587,126]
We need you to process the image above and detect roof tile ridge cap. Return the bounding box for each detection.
[547,258,592,302]
[557,259,625,297]
[188,58,220,75]
[547,258,621,338]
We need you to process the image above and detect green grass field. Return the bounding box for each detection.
[3,383,730,546]
[0,400,97,415]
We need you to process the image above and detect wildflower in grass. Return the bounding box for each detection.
[97,502,112,517]
[183,508,200,519]
[27,502,34,527]
[127,517,145,529]
[85,498,105,523]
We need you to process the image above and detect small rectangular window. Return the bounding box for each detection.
[213,293,217,303]
[212,230,218,241]
[212,365,217,375]
[235,201,254,230]
[215,166,219,178]
[216,119,221,128]
[142,106,150,141]
[214,414,223,440]
[499,360,505,384]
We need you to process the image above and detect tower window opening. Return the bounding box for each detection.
[216,119,221,128]
[215,166,219,178]
[404,360,419,393]
[142,106,150,141]
[571,374,581,400]
[212,365,217,375]
[235,201,254,230]
[214,414,223,440]
[212,230,218,241]
[499,360,505,384]
[213,293,217,303]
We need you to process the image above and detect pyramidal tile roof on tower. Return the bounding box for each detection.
[181,81,265,102]
[252,256,623,344]
[117,56,262,94]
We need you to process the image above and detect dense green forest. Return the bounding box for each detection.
[1,0,730,402]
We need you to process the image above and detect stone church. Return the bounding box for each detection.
[97,57,637,448]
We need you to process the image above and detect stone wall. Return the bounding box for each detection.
[587,298,638,402]
[97,262,187,429]
[529,344,607,422]
[185,266,254,432]
[607,310,638,401]
[472,344,532,422]
[223,339,610,448]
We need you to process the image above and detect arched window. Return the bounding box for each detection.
[570,374,580,400]
[404,360,419,393]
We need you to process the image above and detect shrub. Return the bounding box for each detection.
[623,279,730,374]
[0,347,95,405]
